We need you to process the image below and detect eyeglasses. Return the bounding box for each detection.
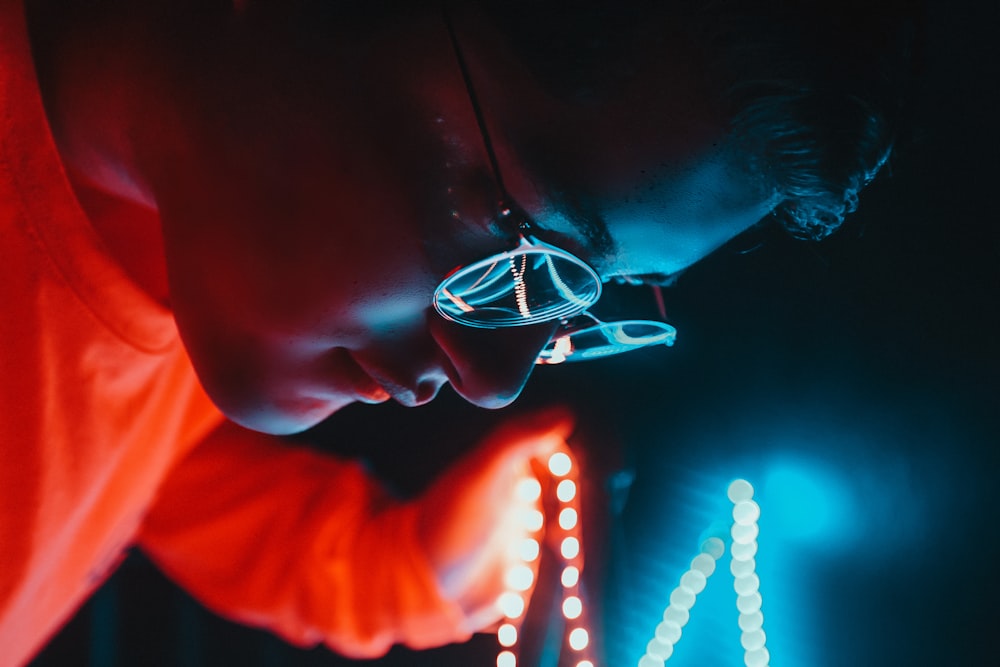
[435,10,677,364]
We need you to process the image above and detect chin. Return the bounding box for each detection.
[221,394,355,436]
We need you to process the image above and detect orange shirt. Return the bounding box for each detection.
[0,2,466,663]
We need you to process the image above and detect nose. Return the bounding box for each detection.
[429,314,558,409]
[352,338,452,408]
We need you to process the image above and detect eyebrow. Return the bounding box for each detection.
[544,189,685,287]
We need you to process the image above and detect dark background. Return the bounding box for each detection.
[31,1,999,665]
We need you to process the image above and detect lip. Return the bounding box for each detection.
[355,384,392,404]
[338,351,392,404]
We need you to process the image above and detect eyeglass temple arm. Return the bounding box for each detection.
[442,5,514,210]
[653,285,667,320]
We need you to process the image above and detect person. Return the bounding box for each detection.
[1,0,915,664]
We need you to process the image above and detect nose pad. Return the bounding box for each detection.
[430,315,558,409]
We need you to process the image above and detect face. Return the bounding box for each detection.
[148,5,774,434]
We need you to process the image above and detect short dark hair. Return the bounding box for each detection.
[694,0,923,239]
[482,0,922,241]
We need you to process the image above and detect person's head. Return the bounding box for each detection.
[30,0,917,434]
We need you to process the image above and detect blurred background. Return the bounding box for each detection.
[31,1,998,665]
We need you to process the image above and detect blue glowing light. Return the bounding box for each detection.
[763,462,856,544]
[635,481,770,667]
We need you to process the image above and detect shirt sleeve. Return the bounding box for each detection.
[136,420,473,658]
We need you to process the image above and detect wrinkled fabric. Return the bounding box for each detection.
[0,1,468,663]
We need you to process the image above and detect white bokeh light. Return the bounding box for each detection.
[548,452,572,477]
[731,522,759,544]
[561,536,580,560]
[498,592,525,619]
[745,647,770,667]
[662,605,689,628]
[647,637,674,660]
[654,620,682,645]
[557,479,577,502]
[701,537,725,559]
[637,478,770,666]
[516,477,542,503]
[690,553,716,577]
[519,508,544,532]
[727,479,754,503]
[731,557,755,577]
[740,628,767,651]
[497,623,517,648]
[559,507,579,530]
[669,587,696,611]
[733,500,761,525]
[736,591,763,615]
[563,596,583,620]
[638,655,664,667]
[518,537,540,562]
[739,611,765,633]
[731,540,757,561]
[569,627,589,651]
[680,569,707,595]
[505,564,534,592]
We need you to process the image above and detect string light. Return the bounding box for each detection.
[518,538,541,562]
[637,536,725,667]
[497,449,595,666]
[557,479,577,502]
[563,596,583,619]
[516,478,542,503]
[498,591,525,620]
[561,536,581,560]
[728,480,769,667]
[559,507,579,530]
[569,627,590,651]
[637,478,770,667]
[497,624,518,648]
[500,458,770,667]
[548,452,573,477]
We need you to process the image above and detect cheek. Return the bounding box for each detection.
[599,150,774,275]
[336,228,444,335]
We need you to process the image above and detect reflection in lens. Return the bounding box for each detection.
[433,245,601,328]
[537,320,677,364]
